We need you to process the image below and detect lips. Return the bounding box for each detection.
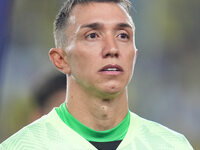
[99,64,123,72]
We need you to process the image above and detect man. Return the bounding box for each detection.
[0,0,193,149]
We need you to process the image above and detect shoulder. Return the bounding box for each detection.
[0,109,59,149]
[128,112,193,149]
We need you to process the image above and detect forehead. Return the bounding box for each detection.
[68,2,134,28]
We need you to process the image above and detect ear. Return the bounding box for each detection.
[49,48,71,74]
[135,48,138,56]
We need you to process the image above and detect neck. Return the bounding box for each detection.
[65,77,129,131]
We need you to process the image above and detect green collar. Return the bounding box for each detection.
[56,102,130,142]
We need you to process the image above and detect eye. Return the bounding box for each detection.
[118,33,129,40]
[86,32,99,40]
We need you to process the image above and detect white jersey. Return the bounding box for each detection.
[0,109,193,150]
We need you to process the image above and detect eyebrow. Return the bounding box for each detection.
[80,22,133,30]
[117,23,132,29]
[81,23,102,30]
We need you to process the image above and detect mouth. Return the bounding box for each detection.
[99,64,123,75]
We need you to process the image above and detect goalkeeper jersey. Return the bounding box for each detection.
[0,108,193,150]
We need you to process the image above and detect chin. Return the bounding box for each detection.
[93,81,126,98]
[94,85,126,100]
[103,85,123,95]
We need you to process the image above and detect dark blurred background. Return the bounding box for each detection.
[0,0,199,149]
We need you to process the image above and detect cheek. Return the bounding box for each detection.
[74,43,101,66]
[67,51,81,77]
[124,48,136,79]
[126,47,135,66]
[68,48,96,78]
[130,50,136,66]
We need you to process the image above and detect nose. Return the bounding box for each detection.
[102,36,119,58]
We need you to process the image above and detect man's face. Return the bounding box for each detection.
[65,2,137,98]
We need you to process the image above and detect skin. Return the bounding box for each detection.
[49,2,137,131]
